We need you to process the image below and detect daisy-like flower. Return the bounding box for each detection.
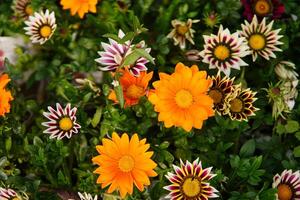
[92,132,157,198]
[95,30,151,76]
[200,25,249,76]
[42,103,81,140]
[0,74,14,117]
[24,9,57,44]
[148,63,214,132]
[12,0,33,18]
[60,0,98,19]
[167,19,200,49]
[108,69,153,107]
[164,158,219,200]
[78,192,98,200]
[224,84,259,121]
[272,169,300,200]
[241,0,285,21]
[0,187,17,200]
[208,71,235,115]
[240,15,283,62]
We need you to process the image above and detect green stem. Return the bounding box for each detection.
[43,163,56,186]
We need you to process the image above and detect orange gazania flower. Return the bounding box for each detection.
[60,0,98,19]
[148,63,214,132]
[92,132,157,198]
[0,74,13,117]
[108,70,153,107]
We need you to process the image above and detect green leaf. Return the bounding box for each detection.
[285,120,299,133]
[102,33,122,43]
[295,131,300,140]
[120,50,141,68]
[91,107,102,128]
[293,146,300,157]
[114,85,124,108]
[135,48,155,64]
[120,32,135,43]
[0,157,7,167]
[5,137,12,152]
[239,139,256,157]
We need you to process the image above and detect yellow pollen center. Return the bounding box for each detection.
[214,45,230,60]
[118,155,135,172]
[182,177,201,197]
[176,25,189,35]
[230,98,244,113]
[126,84,144,99]
[255,0,271,15]
[59,117,73,131]
[208,89,223,104]
[40,25,52,38]
[25,5,33,15]
[12,198,20,200]
[175,90,193,109]
[249,34,266,50]
[277,184,292,200]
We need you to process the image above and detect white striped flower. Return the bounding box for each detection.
[42,103,81,140]
[0,187,17,200]
[240,15,283,62]
[200,25,249,76]
[273,169,300,200]
[24,9,56,44]
[78,192,98,200]
[12,0,33,18]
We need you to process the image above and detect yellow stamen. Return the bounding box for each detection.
[25,4,33,15]
[126,84,144,99]
[175,90,193,109]
[255,0,271,15]
[208,89,223,104]
[118,155,135,172]
[277,184,292,200]
[214,45,230,60]
[59,117,73,131]
[230,98,244,113]
[182,177,201,197]
[40,25,52,38]
[249,34,266,50]
[176,25,189,35]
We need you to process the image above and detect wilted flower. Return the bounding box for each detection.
[185,49,201,62]
[241,0,285,21]
[167,19,200,49]
[240,15,283,62]
[275,61,298,81]
[272,169,300,200]
[203,12,221,28]
[164,158,219,200]
[78,192,98,200]
[200,25,249,76]
[24,9,57,44]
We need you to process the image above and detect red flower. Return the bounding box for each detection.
[241,0,285,21]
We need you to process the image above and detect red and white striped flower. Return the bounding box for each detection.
[24,9,56,44]
[164,158,219,200]
[12,0,33,18]
[240,15,283,62]
[200,25,249,76]
[42,103,81,140]
[0,187,17,200]
[95,30,151,76]
[273,169,300,200]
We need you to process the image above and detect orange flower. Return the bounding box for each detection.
[108,70,153,107]
[60,0,98,19]
[0,74,13,117]
[148,63,214,132]
[92,132,157,198]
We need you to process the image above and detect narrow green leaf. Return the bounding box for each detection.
[120,32,135,43]
[293,146,300,157]
[135,48,155,64]
[120,50,141,68]
[91,107,102,128]
[115,85,124,108]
